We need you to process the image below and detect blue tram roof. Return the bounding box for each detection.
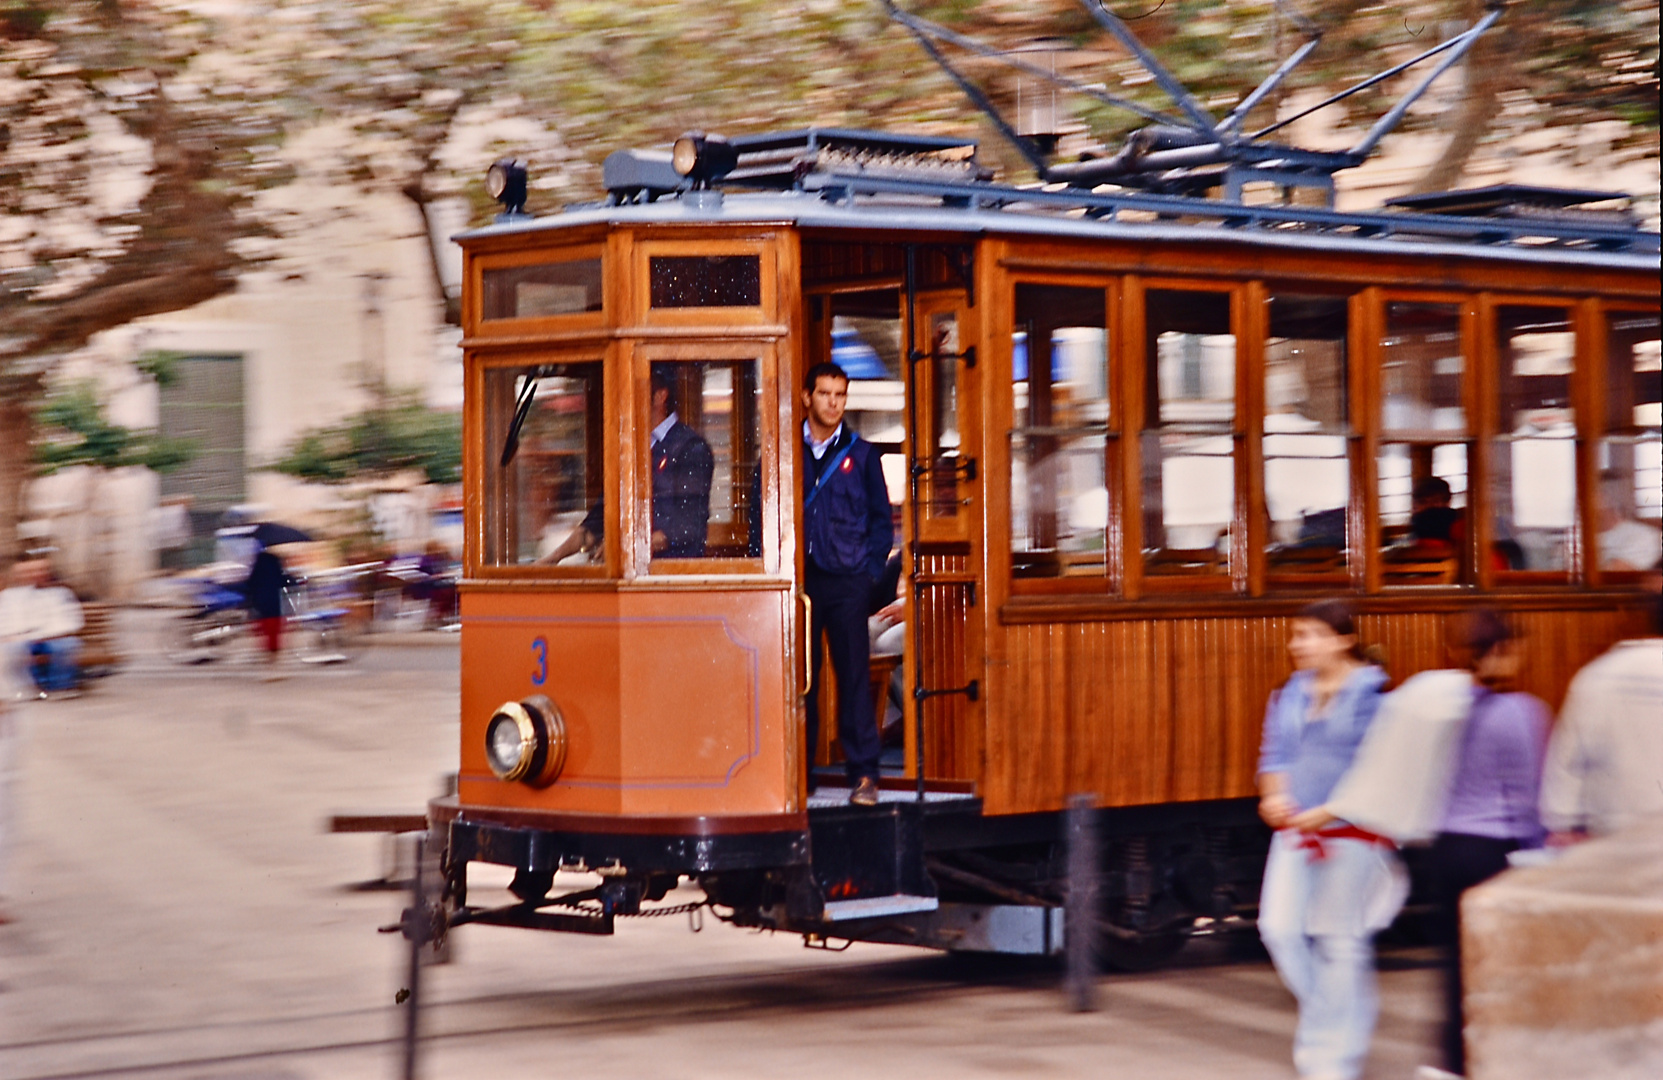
[459,185,1659,272]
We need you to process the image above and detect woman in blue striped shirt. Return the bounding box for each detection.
[1257,600,1401,1080]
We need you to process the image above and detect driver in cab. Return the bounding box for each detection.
[543,365,714,563]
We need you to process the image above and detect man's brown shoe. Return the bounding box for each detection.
[849,777,880,807]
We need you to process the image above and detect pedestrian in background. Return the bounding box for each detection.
[1540,593,1663,843]
[0,557,84,696]
[1256,599,1400,1080]
[1422,610,1549,1079]
[244,546,287,681]
[0,559,34,925]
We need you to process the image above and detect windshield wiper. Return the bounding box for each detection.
[499,373,540,468]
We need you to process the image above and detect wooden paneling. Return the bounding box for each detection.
[914,549,981,782]
[981,604,1650,816]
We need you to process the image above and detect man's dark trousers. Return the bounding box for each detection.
[805,564,881,788]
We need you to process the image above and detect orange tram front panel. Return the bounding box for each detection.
[458,587,795,818]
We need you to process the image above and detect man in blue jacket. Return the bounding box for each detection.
[802,361,893,806]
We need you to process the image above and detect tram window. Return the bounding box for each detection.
[649,255,761,308]
[1011,284,1110,578]
[481,259,602,319]
[483,363,605,568]
[1382,302,1465,435]
[1142,289,1235,578]
[1379,302,1468,586]
[646,359,763,568]
[925,310,964,519]
[1491,306,1576,575]
[830,293,907,507]
[1264,295,1350,579]
[1596,311,1662,572]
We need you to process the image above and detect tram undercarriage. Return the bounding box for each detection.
[416,792,1270,971]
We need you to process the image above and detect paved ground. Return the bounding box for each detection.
[0,610,1444,1080]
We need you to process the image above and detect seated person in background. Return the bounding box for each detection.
[868,552,905,656]
[543,366,714,563]
[1596,475,1662,571]
[1407,475,1462,548]
[1296,506,1347,549]
[0,558,84,695]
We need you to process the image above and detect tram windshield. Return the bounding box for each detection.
[483,362,605,567]
[481,358,766,571]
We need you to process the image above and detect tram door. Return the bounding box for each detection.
[807,280,982,786]
[904,289,983,784]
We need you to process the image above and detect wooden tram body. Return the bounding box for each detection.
[429,130,1659,963]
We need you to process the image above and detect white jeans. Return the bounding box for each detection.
[1259,829,1409,1080]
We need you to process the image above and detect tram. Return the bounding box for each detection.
[416,18,1660,972]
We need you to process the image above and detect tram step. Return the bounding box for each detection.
[822,894,940,922]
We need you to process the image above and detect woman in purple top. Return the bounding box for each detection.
[1428,611,1549,1077]
[1257,600,1397,1080]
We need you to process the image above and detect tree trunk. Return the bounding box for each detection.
[1406,1,1508,196]
[0,373,42,564]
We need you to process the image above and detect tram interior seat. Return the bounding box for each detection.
[1012,550,1108,577]
[1267,543,1346,574]
[812,651,908,767]
[1381,536,1459,584]
[1143,546,1225,574]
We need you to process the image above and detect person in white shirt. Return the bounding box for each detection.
[1596,475,1662,571]
[0,558,84,695]
[1540,596,1663,842]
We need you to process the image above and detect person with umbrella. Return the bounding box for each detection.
[238,522,309,680]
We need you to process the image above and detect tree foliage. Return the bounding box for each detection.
[271,395,461,486]
[33,379,195,474]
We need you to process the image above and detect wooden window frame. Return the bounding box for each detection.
[1481,294,1584,589]
[1587,301,1663,587]
[631,237,778,329]
[470,243,607,336]
[631,339,779,578]
[1362,288,1479,594]
[467,346,618,581]
[1257,284,1362,595]
[1004,273,1123,597]
[906,287,979,548]
[1125,276,1250,598]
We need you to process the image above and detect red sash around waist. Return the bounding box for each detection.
[1287,825,1397,861]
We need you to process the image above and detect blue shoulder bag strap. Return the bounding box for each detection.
[804,434,858,510]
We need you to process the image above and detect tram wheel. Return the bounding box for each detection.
[1091,920,1190,972]
[1093,893,1193,972]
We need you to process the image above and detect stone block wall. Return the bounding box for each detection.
[1463,819,1663,1079]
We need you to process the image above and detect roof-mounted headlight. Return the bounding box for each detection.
[670,131,738,185]
[484,695,567,786]
[485,158,529,217]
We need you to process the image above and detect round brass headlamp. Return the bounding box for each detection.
[484,701,537,781]
[484,695,567,786]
